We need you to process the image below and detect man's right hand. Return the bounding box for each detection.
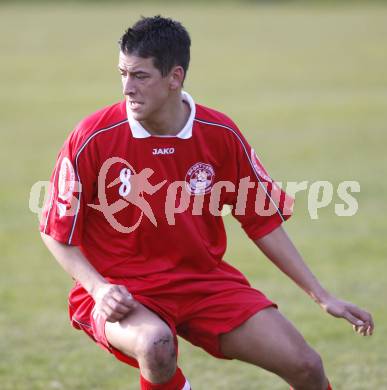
[39,234,138,323]
[92,283,138,323]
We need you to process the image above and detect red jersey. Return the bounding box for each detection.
[40,92,293,278]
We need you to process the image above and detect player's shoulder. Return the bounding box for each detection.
[194,103,251,154]
[67,100,127,149]
[195,103,239,131]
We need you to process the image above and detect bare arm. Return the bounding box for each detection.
[40,233,137,322]
[254,226,374,336]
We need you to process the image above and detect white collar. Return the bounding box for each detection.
[127,91,196,139]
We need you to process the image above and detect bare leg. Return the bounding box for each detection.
[220,307,329,390]
[105,303,176,384]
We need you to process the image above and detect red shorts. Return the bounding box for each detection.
[68,261,276,367]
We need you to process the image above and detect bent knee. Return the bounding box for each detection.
[294,349,325,381]
[135,327,176,367]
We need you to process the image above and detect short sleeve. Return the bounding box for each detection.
[227,127,294,240]
[40,130,97,246]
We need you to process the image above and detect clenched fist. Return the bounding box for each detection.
[93,283,138,322]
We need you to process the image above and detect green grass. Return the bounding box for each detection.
[1,2,386,389]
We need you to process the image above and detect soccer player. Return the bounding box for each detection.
[40,16,374,390]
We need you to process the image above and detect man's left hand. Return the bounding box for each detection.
[319,295,374,336]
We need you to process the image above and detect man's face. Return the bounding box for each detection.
[118,51,172,122]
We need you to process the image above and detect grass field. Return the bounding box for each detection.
[1,1,386,389]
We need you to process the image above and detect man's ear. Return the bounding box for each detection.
[169,66,185,90]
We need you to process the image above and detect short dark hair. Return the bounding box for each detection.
[119,16,191,79]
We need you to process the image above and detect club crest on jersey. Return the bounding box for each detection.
[185,162,215,195]
[153,147,175,155]
[58,157,75,201]
[251,149,272,182]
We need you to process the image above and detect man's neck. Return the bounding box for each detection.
[140,94,191,136]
